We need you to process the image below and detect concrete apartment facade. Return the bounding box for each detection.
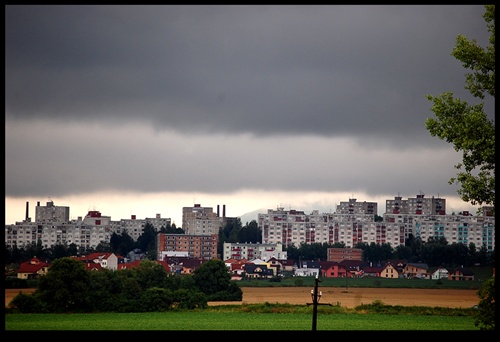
[182,203,225,235]
[157,233,218,260]
[223,242,287,261]
[259,194,495,252]
[327,247,363,262]
[5,201,172,250]
[5,196,495,254]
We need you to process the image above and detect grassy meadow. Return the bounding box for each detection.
[5,303,480,331]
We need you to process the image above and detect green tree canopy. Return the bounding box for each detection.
[425,5,495,207]
[34,257,91,313]
[475,276,495,330]
[192,259,231,296]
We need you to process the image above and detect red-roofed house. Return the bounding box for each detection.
[16,257,50,279]
[448,266,475,281]
[117,259,170,273]
[83,252,119,270]
[83,262,103,271]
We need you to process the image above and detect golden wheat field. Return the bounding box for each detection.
[209,287,480,308]
[6,287,480,309]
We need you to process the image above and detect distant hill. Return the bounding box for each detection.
[238,208,265,225]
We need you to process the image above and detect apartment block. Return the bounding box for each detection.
[328,247,363,262]
[336,198,377,215]
[182,203,224,235]
[223,242,287,261]
[386,193,445,215]
[35,200,70,223]
[157,233,218,260]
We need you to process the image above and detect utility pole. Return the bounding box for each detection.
[311,274,321,331]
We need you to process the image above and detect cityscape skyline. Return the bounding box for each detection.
[6,193,494,253]
[6,192,482,227]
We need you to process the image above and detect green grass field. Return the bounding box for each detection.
[5,304,480,331]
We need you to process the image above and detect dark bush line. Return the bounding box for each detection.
[8,258,242,314]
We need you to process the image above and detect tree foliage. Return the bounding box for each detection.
[192,259,242,301]
[34,257,91,313]
[425,5,495,207]
[474,276,495,330]
[9,259,211,313]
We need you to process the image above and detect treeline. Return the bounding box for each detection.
[7,258,242,314]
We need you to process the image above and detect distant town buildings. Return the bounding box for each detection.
[182,204,222,235]
[157,233,218,260]
[34,200,70,223]
[222,242,287,261]
[5,195,496,255]
[328,247,363,262]
[258,196,495,252]
[5,200,171,250]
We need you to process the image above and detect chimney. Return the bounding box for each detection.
[25,201,29,220]
[217,205,220,217]
[223,204,226,218]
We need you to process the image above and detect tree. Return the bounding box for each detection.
[110,231,135,256]
[192,259,242,301]
[133,259,169,290]
[474,276,495,330]
[34,257,91,312]
[237,220,261,243]
[425,5,495,208]
[137,223,158,259]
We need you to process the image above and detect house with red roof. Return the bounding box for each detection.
[319,261,342,278]
[16,257,49,279]
[448,266,475,281]
[402,262,428,279]
[117,259,170,273]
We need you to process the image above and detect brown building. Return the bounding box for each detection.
[327,247,363,262]
[157,233,219,260]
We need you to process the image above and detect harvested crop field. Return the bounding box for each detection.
[209,287,480,308]
[6,287,480,309]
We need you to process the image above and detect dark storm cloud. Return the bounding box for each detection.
[6,5,493,147]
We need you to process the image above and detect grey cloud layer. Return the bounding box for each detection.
[6,121,463,198]
[5,5,493,200]
[6,5,492,144]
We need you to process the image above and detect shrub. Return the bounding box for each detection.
[294,278,304,286]
[173,288,207,309]
[140,287,174,312]
[8,292,44,313]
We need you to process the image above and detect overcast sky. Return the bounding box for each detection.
[5,5,494,226]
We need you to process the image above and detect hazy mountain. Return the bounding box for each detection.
[238,208,265,225]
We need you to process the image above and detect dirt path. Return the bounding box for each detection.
[7,287,480,309]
